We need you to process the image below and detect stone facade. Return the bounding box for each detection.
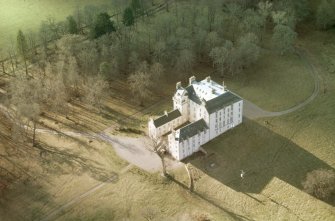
[148,76,243,160]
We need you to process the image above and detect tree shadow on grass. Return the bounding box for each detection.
[166,174,255,221]
[101,105,142,127]
[0,177,58,221]
[189,119,335,206]
[42,110,104,135]
[35,141,118,183]
[39,120,100,151]
[0,128,58,220]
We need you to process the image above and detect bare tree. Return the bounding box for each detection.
[146,137,167,177]
[44,73,69,116]
[185,163,194,192]
[209,46,228,77]
[7,49,16,75]
[8,77,43,146]
[16,30,29,77]
[128,71,152,106]
[83,75,109,112]
[258,1,273,41]
[175,49,196,72]
[149,62,164,83]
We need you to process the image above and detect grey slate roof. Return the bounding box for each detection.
[185,85,202,105]
[185,84,242,114]
[205,91,242,114]
[178,119,208,142]
[153,109,181,128]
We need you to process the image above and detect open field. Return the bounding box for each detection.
[226,50,315,112]
[0,0,112,52]
[0,110,127,220]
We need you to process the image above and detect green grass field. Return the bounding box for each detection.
[0,0,112,53]
[226,50,315,112]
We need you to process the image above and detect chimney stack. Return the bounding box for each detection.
[164,110,168,116]
[206,76,211,83]
[176,81,182,90]
[189,76,196,85]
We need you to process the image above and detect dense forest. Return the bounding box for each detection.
[1,0,334,146]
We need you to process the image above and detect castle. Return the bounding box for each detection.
[148,76,243,160]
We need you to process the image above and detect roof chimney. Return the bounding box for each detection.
[223,81,226,90]
[189,76,196,85]
[164,110,168,116]
[176,81,182,90]
[206,76,211,83]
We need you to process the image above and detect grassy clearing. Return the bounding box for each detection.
[0,108,127,221]
[0,0,112,52]
[55,168,244,221]
[189,118,334,221]
[52,118,335,220]
[224,49,315,112]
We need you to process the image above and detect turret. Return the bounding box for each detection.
[176,81,182,90]
[189,76,196,85]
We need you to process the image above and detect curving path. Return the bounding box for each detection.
[243,48,320,119]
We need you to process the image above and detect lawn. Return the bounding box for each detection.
[226,50,315,112]
[0,0,112,54]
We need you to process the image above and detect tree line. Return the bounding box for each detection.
[2,0,333,147]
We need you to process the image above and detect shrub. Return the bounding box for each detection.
[302,169,335,201]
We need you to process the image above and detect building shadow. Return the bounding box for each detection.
[187,118,335,206]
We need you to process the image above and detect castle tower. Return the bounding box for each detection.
[173,81,189,121]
